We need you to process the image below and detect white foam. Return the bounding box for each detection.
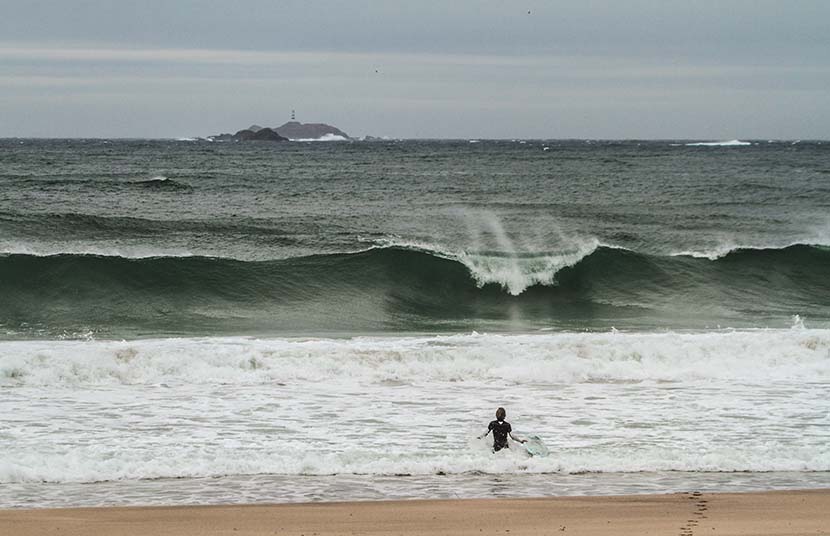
[456,240,599,295]
[2,442,827,484]
[791,314,807,330]
[2,332,829,485]
[3,330,829,387]
[289,134,349,142]
[0,241,196,259]
[369,233,603,295]
[671,237,829,260]
[686,139,751,147]
[671,241,744,260]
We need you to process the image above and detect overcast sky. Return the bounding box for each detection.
[1,1,828,138]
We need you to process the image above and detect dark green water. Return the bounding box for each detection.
[2,138,829,337]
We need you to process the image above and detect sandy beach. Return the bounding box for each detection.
[1,489,828,536]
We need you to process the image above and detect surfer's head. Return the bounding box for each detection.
[496,407,506,421]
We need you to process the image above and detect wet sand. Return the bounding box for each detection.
[1,489,828,536]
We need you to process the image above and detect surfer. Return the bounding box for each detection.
[479,407,526,452]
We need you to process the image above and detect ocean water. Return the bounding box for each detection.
[1,138,829,508]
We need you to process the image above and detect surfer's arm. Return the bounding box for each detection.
[509,432,526,443]
[477,429,491,440]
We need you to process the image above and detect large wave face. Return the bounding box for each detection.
[1,243,829,337]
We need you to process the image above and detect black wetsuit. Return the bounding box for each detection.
[488,419,512,451]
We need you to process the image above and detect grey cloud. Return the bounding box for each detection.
[0,1,828,138]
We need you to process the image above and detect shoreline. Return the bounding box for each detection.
[2,489,828,535]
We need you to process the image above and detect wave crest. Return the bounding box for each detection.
[129,176,192,191]
[290,134,349,142]
[671,241,830,260]
[686,140,751,147]
[370,237,602,295]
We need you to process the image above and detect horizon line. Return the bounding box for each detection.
[1,136,825,142]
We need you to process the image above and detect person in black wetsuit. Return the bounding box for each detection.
[479,407,526,452]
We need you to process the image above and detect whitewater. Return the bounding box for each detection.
[2,330,829,506]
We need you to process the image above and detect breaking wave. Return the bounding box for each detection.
[1,243,828,335]
[686,140,752,147]
[128,176,192,191]
[289,134,349,142]
[367,237,605,295]
[3,330,829,387]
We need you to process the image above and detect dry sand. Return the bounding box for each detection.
[1,489,828,536]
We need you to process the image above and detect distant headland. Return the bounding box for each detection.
[208,121,350,142]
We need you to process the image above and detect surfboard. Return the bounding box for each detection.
[521,435,549,457]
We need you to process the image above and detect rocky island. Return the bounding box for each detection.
[273,121,349,140]
[207,126,287,142]
[208,121,349,142]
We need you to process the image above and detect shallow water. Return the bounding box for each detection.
[2,332,828,506]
